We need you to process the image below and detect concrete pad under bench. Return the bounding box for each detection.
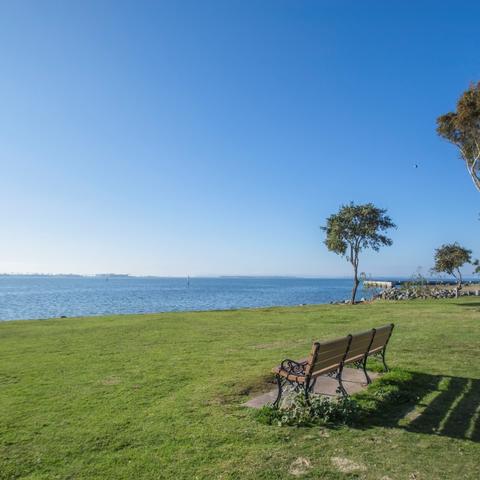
[243,367,380,409]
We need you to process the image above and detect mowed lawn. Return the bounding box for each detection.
[1,299,479,479]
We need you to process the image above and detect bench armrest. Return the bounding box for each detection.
[280,359,307,376]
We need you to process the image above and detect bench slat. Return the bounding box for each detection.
[310,353,349,376]
[306,336,350,376]
[313,344,351,362]
[369,324,393,352]
[344,330,375,363]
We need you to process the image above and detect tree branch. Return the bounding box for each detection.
[465,148,480,192]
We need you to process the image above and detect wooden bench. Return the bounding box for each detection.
[272,324,394,407]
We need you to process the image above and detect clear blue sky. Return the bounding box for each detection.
[1,1,479,277]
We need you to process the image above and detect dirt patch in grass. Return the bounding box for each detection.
[288,457,311,476]
[100,376,121,386]
[331,456,367,474]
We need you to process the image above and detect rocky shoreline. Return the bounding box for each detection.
[331,283,480,303]
[377,286,480,301]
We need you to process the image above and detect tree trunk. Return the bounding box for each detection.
[472,174,480,192]
[466,155,480,192]
[351,269,359,304]
[455,268,462,298]
[455,269,463,298]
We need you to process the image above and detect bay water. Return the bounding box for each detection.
[0,275,373,321]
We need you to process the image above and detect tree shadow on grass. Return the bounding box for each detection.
[353,370,480,442]
[453,302,480,307]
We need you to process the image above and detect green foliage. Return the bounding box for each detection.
[473,259,480,275]
[432,242,472,284]
[322,202,396,302]
[437,81,480,192]
[322,203,395,257]
[255,394,359,427]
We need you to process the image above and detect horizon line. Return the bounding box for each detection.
[1,272,475,281]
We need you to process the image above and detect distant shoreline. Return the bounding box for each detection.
[0,273,391,280]
[0,273,478,284]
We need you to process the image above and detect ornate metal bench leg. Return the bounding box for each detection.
[381,348,389,372]
[273,374,284,408]
[381,323,394,372]
[362,357,371,384]
[336,371,348,397]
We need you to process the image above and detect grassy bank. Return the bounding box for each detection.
[1,299,479,479]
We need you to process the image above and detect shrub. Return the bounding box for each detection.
[255,394,359,427]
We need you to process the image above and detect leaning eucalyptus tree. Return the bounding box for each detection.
[432,243,472,297]
[322,203,396,304]
[437,82,480,192]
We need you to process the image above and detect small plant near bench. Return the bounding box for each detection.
[255,394,359,427]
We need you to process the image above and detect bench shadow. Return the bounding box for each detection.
[353,371,480,442]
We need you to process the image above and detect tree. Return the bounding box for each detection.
[322,203,396,304]
[437,82,480,192]
[472,259,480,275]
[432,243,472,297]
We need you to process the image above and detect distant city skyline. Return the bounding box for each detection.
[1,1,479,277]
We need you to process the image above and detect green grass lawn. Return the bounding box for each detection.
[1,299,479,479]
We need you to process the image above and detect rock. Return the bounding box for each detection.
[377,285,466,301]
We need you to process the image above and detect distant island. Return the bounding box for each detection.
[0,273,131,278]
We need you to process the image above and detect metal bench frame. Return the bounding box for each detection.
[273,324,394,407]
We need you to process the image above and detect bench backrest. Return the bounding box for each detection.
[368,323,394,354]
[344,329,376,364]
[305,335,352,377]
[304,323,394,378]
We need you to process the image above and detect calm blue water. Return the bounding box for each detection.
[0,276,372,321]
